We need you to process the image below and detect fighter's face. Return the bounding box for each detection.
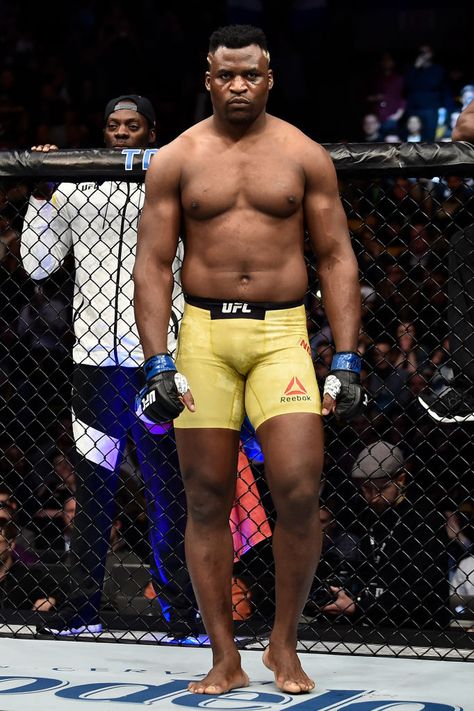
[206,45,273,124]
[103,109,155,150]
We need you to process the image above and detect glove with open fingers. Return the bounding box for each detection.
[136,354,187,424]
[323,352,368,421]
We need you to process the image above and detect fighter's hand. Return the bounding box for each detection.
[30,144,59,152]
[322,352,367,420]
[180,384,195,413]
[321,390,337,416]
[136,354,194,425]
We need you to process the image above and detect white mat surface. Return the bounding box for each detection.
[0,636,471,710]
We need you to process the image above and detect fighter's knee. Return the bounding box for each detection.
[184,475,233,525]
[275,484,320,527]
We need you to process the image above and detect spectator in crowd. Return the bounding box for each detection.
[405,115,422,143]
[8,275,74,470]
[404,44,452,141]
[419,99,474,421]
[321,441,449,629]
[303,504,362,617]
[366,52,406,138]
[405,221,436,272]
[361,113,382,142]
[0,520,61,612]
[20,94,194,635]
[33,449,76,523]
[32,485,75,558]
[364,339,413,416]
[0,491,37,566]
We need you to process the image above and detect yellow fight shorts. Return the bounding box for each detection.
[174,295,321,431]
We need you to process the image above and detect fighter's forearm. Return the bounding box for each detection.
[318,253,360,353]
[134,264,175,359]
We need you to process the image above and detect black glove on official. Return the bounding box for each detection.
[136,354,186,424]
[323,352,368,421]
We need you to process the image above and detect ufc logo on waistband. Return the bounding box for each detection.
[141,390,156,410]
[222,302,252,314]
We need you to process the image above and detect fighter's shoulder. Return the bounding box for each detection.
[146,125,206,176]
[269,116,331,164]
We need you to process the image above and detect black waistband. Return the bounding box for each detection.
[184,294,304,320]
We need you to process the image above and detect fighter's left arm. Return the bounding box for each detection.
[303,141,362,417]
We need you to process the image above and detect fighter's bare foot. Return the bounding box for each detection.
[263,645,315,694]
[188,658,249,695]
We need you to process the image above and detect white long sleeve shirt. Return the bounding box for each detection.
[21,180,183,367]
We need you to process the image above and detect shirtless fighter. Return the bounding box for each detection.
[134,24,364,695]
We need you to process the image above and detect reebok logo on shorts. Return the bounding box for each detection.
[281,377,311,402]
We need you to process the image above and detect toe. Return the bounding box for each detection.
[280,679,312,694]
[188,683,204,694]
[203,684,222,695]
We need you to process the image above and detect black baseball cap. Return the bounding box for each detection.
[104,95,156,127]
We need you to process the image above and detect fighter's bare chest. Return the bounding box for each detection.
[181,153,304,220]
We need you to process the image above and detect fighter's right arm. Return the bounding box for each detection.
[133,142,182,358]
[452,100,474,141]
[133,142,195,422]
[21,187,72,280]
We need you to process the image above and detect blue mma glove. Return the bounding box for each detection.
[323,352,367,420]
[136,354,188,424]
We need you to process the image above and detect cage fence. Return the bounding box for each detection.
[0,144,473,660]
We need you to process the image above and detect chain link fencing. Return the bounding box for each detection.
[0,145,473,659]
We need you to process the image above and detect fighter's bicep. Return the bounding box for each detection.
[137,152,182,265]
[136,199,181,272]
[303,147,350,259]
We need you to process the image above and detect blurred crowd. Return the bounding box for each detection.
[0,2,472,148]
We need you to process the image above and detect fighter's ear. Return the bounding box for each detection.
[268,69,274,90]
[205,72,211,91]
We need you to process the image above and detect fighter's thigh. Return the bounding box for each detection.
[175,428,241,512]
[174,317,245,430]
[256,412,324,501]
